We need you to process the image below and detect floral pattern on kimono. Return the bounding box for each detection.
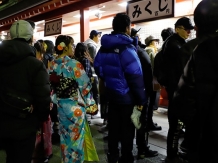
[48,56,96,163]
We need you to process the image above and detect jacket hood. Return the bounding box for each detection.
[101,33,134,49]
[84,38,98,48]
[0,39,35,65]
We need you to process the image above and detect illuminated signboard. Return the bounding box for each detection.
[127,0,174,23]
[44,18,62,36]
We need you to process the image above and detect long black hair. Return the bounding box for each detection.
[74,42,88,62]
[33,41,44,54]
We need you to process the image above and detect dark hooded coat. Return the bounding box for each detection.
[0,39,51,140]
[173,33,218,163]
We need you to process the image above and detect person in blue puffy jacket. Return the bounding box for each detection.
[94,13,147,163]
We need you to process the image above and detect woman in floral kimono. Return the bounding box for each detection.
[48,35,98,163]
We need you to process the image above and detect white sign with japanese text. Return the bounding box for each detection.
[44,18,62,36]
[127,0,174,23]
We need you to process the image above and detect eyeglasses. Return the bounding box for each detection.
[177,27,190,32]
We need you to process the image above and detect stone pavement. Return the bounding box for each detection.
[88,119,166,163]
[0,116,166,163]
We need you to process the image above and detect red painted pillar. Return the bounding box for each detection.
[80,8,90,42]
[159,87,168,108]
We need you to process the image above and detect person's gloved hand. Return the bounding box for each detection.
[131,106,142,129]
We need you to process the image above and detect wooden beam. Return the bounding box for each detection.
[0,0,50,20]
[30,0,112,22]
[0,0,112,31]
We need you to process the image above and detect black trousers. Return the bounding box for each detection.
[185,119,199,163]
[107,103,135,163]
[166,88,181,158]
[1,133,36,163]
[186,117,217,163]
[92,76,99,105]
[100,94,108,119]
[50,103,58,122]
[147,91,157,125]
[136,104,148,152]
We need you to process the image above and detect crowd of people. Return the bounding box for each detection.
[0,0,217,163]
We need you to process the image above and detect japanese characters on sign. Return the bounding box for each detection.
[127,0,174,23]
[44,18,62,36]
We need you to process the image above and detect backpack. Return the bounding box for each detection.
[153,50,168,86]
[153,39,169,87]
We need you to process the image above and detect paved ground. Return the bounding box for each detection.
[0,115,167,163]
[87,119,166,163]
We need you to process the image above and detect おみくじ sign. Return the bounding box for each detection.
[127,0,174,23]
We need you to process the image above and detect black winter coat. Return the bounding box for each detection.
[0,39,51,140]
[192,35,218,163]
[137,45,153,97]
[180,35,212,69]
[173,33,218,163]
[163,33,186,97]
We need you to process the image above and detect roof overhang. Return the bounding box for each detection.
[0,0,112,31]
